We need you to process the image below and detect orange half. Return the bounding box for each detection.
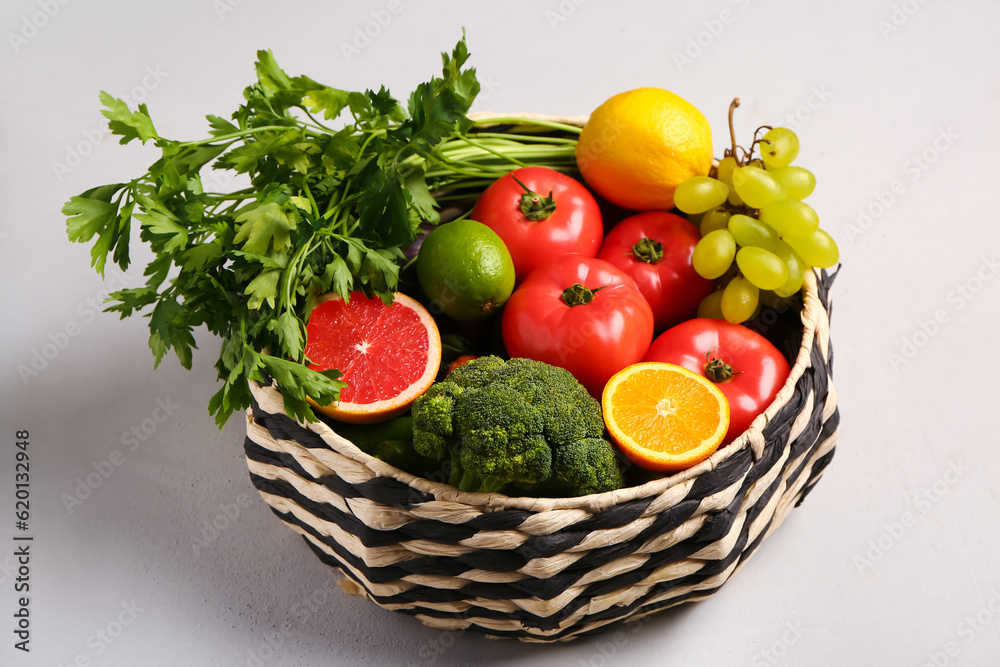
[602,362,730,472]
[304,291,441,423]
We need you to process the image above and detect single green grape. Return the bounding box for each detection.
[674,176,730,214]
[767,165,815,200]
[785,228,840,268]
[700,206,732,235]
[759,127,800,168]
[728,214,779,250]
[692,229,737,279]
[721,275,759,323]
[697,290,725,320]
[736,247,788,291]
[759,199,819,238]
[717,156,744,206]
[771,241,805,297]
[731,166,787,209]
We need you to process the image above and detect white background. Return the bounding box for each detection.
[2,1,999,665]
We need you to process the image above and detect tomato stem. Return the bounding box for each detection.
[512,176,557,221]
[561,282,610,307]
[704,349,741,382]
[631,237,663,264]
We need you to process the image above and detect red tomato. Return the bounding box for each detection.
[447,354,479,374]
[643,318,790,445]
[597,211,713,332]
[471,166,603,285]
[501,255,654,397]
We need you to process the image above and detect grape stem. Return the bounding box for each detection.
[728,98,740,160]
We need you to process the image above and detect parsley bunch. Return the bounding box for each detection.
[63,36,580,428]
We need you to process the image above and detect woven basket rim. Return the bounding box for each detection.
[247,112,833,514]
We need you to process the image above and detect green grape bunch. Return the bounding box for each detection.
[674,98,839,324]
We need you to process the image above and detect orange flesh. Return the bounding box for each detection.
[608,368,722,454]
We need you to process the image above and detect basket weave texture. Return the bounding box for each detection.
[243,260,838,642]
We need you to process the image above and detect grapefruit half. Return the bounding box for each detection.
[304,291,441,423]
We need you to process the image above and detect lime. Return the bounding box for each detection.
[416,219,515,321]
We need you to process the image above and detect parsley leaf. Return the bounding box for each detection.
[64,33,579,429]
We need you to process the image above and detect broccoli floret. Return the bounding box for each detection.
[530,438,625,498]
[411,356,624,497]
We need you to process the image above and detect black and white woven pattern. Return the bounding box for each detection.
[243,269,838,642]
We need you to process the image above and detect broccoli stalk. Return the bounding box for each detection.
[411,356,624,497]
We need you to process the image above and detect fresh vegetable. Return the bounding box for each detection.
[575,87,713,211]
[446,354,479,374]
[416,219,514,321]
[304,291,440,423]
[676,99,838,323]
[470,166,603,284]
[501,255,653,397]
[596,211,713,332]
[331,416,441,478]
[642,318,790,445]
[62,35,581,428]
[410,356,624,496]
[602,362,730,472]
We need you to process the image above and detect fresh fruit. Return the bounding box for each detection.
[575,87,713,211]
[447,354,479,374]
[304,291,442,424]
[675,99,839,323]
[735,247,787,291]
[501,255,654,398]
[785,228,840,268]
[602,362,730,472]
[416,219,515,321]
[759,127,800,168]
[596,211,713,332]
[673,176,730,214]
[759,199,819,238]
[643,319,790,445]
[699,206,731,235]
[470,166,603,285]
[730,166,787,209]
[692,229,737,280]
[721,275,759,323]
[767,165,815,200]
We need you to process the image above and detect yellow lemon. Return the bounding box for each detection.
[576,88,713,211]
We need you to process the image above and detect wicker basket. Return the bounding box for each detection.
[242,115,840,643]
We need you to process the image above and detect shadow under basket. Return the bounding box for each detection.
[244,272,839,641]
